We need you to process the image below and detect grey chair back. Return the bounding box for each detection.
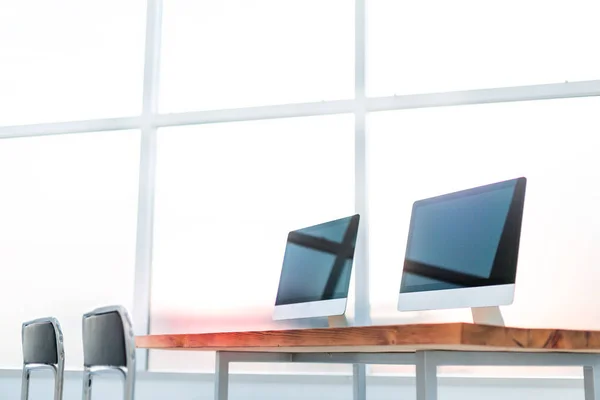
[81,305,136,400]
[21,317,64,400]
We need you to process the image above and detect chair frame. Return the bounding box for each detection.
[82,305,136,400]
[21,317,65,400]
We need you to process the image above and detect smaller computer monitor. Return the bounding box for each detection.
[273,214,360,321]
[398,177,527,312]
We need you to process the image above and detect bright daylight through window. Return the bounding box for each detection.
[0,0,145,125]
[160,0,354,112]
[150,115,354,372]
[0,0,599,379]
[0,131,140,369]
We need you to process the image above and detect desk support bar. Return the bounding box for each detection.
[214,350,600,400]
[215,351,413,400]
[427,351,600,367]
[416,351,600,400]
[353,364,366,400]
[215,352,295,400]
[291,352,415,365]
[214,352,229,400]
[416,351,437,400]
[584,365,600,400]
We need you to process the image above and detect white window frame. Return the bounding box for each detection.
[1,0,600,373]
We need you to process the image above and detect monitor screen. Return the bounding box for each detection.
[400,177,526,294]
[275,214,360,306]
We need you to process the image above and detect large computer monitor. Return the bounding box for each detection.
[398,177,527,324]
[273,214,360,322]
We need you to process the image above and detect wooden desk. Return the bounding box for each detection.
[137,323,600,400]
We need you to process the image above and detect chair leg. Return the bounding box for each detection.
[21,368,30,400]
[82,369,93,400]
[124,373,135,400]
[54,367,64,400]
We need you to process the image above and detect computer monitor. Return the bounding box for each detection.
[273,214,360,321]
[398,177,527,322]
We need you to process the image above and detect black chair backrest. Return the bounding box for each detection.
[83,311,127,367]
[23,321,58,365]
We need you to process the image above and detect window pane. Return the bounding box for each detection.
[150,115,354,373]
[368,97,600,376]
[0,0,145,125]
[368,0,600,96]
[159,0,354,113]
[0,131,140,369]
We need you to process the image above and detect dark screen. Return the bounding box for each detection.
[400,178,526,293]
[275,214,360,305]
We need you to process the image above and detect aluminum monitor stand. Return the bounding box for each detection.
[330,309,504,327]
[328,314,349,328]
[471,306,505,326]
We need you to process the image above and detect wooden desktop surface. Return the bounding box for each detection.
[136,323,600,353]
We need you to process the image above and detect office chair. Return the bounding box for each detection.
[81,305,136,400]
[21,317,65,400]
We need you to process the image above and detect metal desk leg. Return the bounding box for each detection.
[584,364,600,400]
[353,364,367,400]
[215,352,230,400]
[416,351,437,400]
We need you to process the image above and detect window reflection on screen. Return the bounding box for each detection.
[402,181,518,292]
[275,215,359,305]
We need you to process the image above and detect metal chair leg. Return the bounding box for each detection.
[20,368,30,400]
[54,366,64,400]
[82,369,93,400]
[124,373,136,400]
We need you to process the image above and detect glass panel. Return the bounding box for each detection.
[368,97,600,376]
[149,115,355,372]
[0,0,145,125]
[368,0,600,96]
[0,131,140,369]
[159,0,354,112]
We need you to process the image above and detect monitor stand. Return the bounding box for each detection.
[471,306,505,326]
[328,315,349,328]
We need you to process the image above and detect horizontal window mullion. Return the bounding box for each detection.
[154,100,356,128]
[0,117,142,139]
[367,80,600,112]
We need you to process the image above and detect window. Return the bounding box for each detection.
[149,115,355,372]
[368,97,600,376]
[3,0,600,380]
[0,0,146,125]
[368,0,600,96]
[0,130,140,369]
[159,0,354,112]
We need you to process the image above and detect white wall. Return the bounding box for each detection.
[0,370,584,400]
